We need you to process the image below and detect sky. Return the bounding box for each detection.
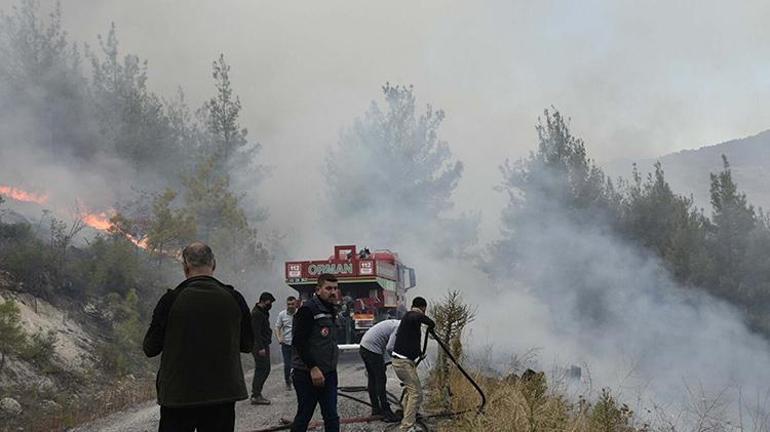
[4,0,770,246]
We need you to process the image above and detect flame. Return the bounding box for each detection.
[0,185,48,204]
[81,212,112,231]
[3,184,152,251]
[79,210,149,250]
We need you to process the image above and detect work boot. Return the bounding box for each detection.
[250,395,271,405]
[382,410,400,423]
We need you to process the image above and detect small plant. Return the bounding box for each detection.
[19,329,58,366]
[0,298,26,373]
[429,290,476,410]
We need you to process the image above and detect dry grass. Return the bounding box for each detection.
[432,369,646,432]
[10,375,156,432]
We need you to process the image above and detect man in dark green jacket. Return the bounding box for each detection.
[251,291,275,405]
[143,242,254,432]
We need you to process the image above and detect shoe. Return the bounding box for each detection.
[250,395,271,405]
[285,383,292,391]
[370,409,383,417]
[382,411,400,423]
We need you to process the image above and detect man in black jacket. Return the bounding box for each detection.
[251,291,275,405]
[290,273,341,432]
[391,297,435,432]
[143,242,253,432]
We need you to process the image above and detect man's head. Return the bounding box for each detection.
[182,242,215,278]
[315,273,340,305]
[259,292,276,311]
[286,296,297,313]
[411,296,428,313]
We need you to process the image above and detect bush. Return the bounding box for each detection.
[0,298,26,373]
[19,329,57,366]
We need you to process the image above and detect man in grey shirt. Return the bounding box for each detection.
[359,319,400,422]
[275,296,297,390]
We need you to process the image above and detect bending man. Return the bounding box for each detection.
[359,319,400,422]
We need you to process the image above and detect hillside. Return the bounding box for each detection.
[605,129,770,212]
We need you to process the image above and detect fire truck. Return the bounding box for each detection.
[285,245,416,344]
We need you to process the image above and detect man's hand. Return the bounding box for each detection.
[257,349,267,357]
[310,366,325,387]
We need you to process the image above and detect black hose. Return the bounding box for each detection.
[428,328,487,415]
[252,328,486,432]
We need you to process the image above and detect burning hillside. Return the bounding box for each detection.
[1,184,149,249]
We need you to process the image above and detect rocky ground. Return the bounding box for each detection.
[73,353,419,432]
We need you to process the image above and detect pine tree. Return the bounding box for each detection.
[0,299,26,373]
[146,189,196,268]
[324,83,475,252]
[200,54,257,171]
[708,155,756,300]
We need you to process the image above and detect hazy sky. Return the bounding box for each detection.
[5,0,770,244]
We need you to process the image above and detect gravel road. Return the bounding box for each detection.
[72,353,409,432]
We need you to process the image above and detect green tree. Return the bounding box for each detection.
[489,109,613,274]
[146,189,196,268]
[182,158,269,287]
[0,298,26,373]
[708,155,756,301]
[201,54,254,167]
[619,162,712,285]
[324,83,476,251]
[0,0,95,156]
[88,24,183,177]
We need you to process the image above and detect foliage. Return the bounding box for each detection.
[145,188,196,268]
[324,83,477,252]
[99,289,145,376]
[0,298,26,373]
[429,290,476,409]
[19,328,57,367]
[490,107,770,336]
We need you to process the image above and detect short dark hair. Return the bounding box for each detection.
[411,296,427,309]
[287,296,297,301]
[259,292,276,302]
[317,273,338,287]
[182,242,215,268]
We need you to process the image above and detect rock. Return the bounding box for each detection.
[36,377,56,393]
[0,397,22,417]
[41,399,61,411]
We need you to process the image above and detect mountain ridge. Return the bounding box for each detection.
[604,129,770,212]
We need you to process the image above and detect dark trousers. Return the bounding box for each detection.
[359,346,392,414]
[281,343,293,385]
[251,347,271,397]
[159,402,235,432]
[291,369,339,432]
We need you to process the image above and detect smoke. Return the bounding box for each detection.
[3,1,770,428]
[473,209,770,425]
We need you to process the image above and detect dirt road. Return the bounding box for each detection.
[73,354,406,432]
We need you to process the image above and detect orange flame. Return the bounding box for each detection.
[0,185,48,204]
[3,184,151,251]
[79,210,149,250]
[81,212,112,231]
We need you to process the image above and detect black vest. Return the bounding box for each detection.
[292,296,339,373]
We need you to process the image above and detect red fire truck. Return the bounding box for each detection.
[285,245,416,344]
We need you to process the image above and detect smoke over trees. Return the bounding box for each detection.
[0,0,273,397]
[323,83,477,254]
